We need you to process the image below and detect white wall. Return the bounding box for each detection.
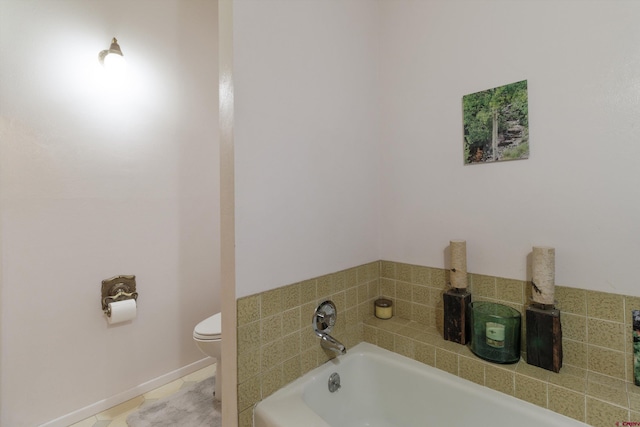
[233,0,381,298]
[379,0,640,296]
[0,1,219,426]
[233,0,640,299]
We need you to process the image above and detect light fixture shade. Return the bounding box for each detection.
[99,37,124,66]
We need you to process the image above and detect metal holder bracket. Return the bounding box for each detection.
[101,275,138,314]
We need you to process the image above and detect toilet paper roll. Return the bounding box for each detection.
[107,299,137,325]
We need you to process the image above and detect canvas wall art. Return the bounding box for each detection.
[463,80,529,165]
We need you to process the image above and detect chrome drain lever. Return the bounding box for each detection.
[328,372,341,393]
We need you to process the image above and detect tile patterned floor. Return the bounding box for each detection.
[69,363,216,427]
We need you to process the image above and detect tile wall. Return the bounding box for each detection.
[236,260,640,427]
[235,262,379,426]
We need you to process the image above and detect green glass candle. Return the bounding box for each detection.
[470,302,521,364]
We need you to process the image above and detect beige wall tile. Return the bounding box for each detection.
[381,260,396,279]
[281,282,301,311]
[317,275,333,298]
[283,355,301,385]
[282,331,301,356]
[412,265,430,285]
[237,294,260,326]
[332,271,346,292]
[588,318,625,351]
[237,376,260,412]
[237,350,260,384]
[435,348,458,375]
[395,299,411,320]
[470,274,496,298]
[548,371,586,393]
[238,408,253,427]
[345,286,358,309]
[394,335,415,359]
[412,284,430,305]
[261,365,284,399]
[548,384,585,422]
[586,397,629,427]
[562,313,587,342]
[496,277,525,304]
[428,287,443,308]
[331,291,347,315]
[237,321,260,353]
[345,268,358,288]
[282,307,301,336]
[588,346,626,379]
[515,374,548,408]
[368,280,380,299]
[485,365,515,395]
[363,324,378,345]
[628,385,640,412]
[379,278,395,299]
[587,290,624,323]
[587,377,628,408]
[260,314,282,344]
[299,279,317,304]
[516,360,550,382]
[300,348,318,376]
[261,340,282,372]
[414,342,435,366]
[430,268,447,289]
[344,306,358,327]
[563,339,588,369]
[556,286,586,315]
[397,263,412,283]
[396,281,412,301]
[357,283,369,304]
[378,329,394,351]
[261,288,282,318]
[459,356,484,386]
[411,303,432,326]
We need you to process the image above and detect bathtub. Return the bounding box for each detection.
[254,342,587,427]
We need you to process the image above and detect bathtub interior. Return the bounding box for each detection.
[255,342,589,427]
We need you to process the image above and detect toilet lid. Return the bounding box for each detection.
[194,312,221,340]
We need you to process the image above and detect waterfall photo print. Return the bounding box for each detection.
[463,80,529,165]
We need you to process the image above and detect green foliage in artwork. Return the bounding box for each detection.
[463,80,528,163]
[501,142,529,160]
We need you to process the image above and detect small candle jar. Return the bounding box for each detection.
[486,322,505,348]
[374,298,393,319]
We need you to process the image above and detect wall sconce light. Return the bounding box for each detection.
[98,37,126,72]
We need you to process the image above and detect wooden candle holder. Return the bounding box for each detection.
[443,288,471,344]
[525,303,562,373]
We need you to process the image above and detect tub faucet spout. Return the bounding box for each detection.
[319,332,347,355]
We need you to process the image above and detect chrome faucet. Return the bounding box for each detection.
[313,301,347,355]
[318,331,347,355]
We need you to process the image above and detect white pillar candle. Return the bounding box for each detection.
[450,240,467,289]
[532,246,555,305]
[486,322,505,348]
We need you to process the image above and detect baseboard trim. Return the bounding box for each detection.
[39,357,214,427]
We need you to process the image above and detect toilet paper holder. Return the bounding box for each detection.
[101,275,138,316]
